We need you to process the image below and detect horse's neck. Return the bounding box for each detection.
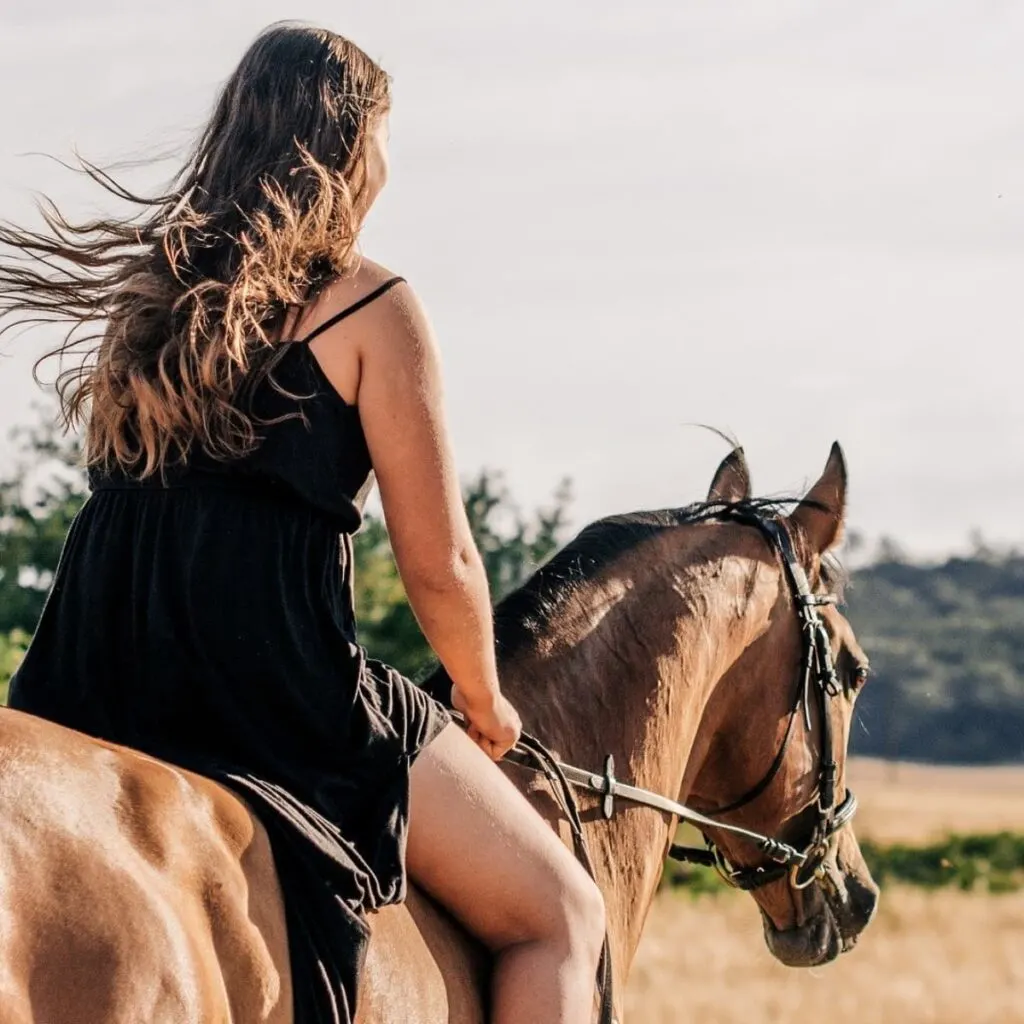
[500,537,753,980]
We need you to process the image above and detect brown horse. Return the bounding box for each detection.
[0,445,877,1023]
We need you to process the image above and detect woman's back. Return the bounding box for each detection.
[11,270,442,852]
[88,277,403,530]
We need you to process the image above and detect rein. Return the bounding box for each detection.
[483,510,858,1023]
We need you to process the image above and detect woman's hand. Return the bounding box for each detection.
[451,685,522,761]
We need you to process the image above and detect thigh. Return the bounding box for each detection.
[406,723,589,951]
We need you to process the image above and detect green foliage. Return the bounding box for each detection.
[353,470,573,681]
[463,470,572,602]
[660,860,729,897]
[351,514,435,680]
[861,832,1024,893]
[661,831,1024,896]
[0,415,87,637]
[0,628,29,703]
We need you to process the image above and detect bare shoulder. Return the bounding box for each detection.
[353,271,438,375]
[305,258,427,335]
[302,259,437,404]
[338,255,402,299]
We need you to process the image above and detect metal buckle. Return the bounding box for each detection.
[588,754,617,820]
[789,840,831,890]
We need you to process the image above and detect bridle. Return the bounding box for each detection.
[509,511,857,890]
[494,509,858,1024]
[668,514,857,892]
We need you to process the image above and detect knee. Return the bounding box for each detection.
[558,863,607,966]
[503,853,606,964]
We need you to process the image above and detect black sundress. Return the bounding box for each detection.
[8,276,452,1024]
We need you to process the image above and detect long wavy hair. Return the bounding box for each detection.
[0,23,391,477]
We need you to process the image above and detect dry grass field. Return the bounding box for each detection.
[847,757,1024,843]
[625,759,1024,1023]
[626,887,1024,1023]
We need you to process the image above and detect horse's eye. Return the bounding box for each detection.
[851,665,871,691]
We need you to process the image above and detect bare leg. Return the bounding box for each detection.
[407,724,605,1024]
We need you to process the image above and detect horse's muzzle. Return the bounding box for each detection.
[762,903,842,966]
[760,866,879,967]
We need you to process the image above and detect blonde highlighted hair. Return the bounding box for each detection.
[0,23,391,476]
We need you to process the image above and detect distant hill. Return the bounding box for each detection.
[847,552,1024,764]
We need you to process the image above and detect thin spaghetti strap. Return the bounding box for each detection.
[297,276,406,346]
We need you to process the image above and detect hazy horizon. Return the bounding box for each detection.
[2,1,1022,558]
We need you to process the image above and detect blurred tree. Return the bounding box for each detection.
[0,629,28,703]
[0,414,87,636]
[3,411,1024,764]
[875,535,908,564]
[463,469,572,602]
[0,410,574,687]
[351,513,433,679]
[354,470,573,679]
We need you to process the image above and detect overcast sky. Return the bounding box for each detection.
[1,0,1022,557]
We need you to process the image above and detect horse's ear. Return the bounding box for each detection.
[707,447,751,503]
[789,442,847,555]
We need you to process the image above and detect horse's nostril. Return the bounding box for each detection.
[846,873,879,926]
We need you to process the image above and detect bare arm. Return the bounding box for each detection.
[312,278,519,757]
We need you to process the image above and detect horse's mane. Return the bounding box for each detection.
[422,497,846,697]
[493,497,847,660]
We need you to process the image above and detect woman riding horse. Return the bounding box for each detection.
[0,22,606,1024]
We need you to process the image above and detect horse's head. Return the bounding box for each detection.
[688,444,878,967]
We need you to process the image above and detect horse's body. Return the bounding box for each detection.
[0,448,878,1023]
